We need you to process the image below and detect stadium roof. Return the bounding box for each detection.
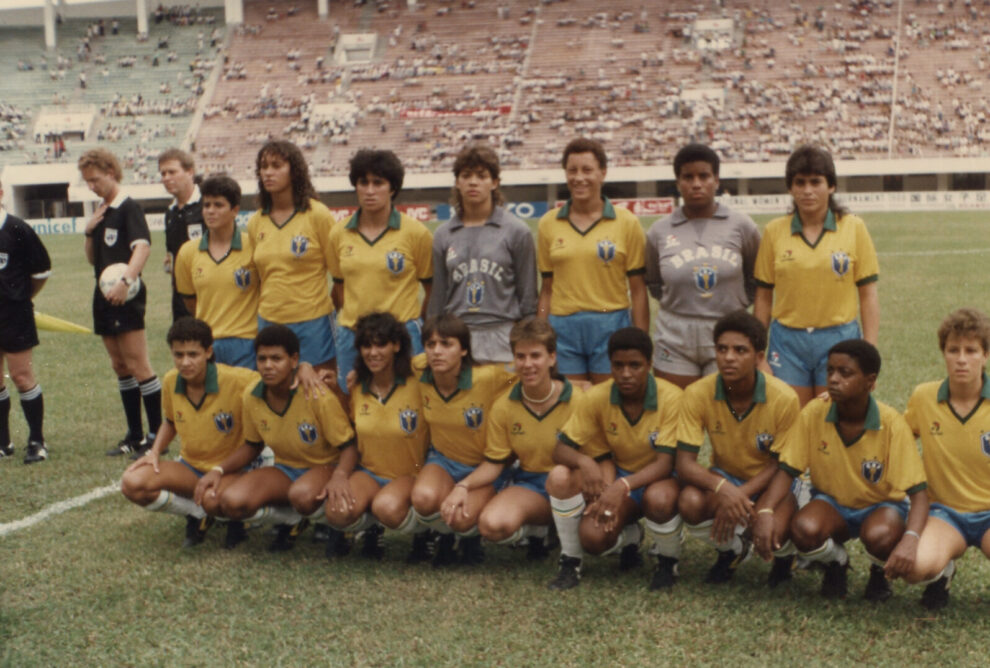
[0,0,112,9]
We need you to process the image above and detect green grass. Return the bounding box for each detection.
[2,211,990,666]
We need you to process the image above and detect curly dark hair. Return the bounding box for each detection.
[353,312,413,385]
[255,140,317,212]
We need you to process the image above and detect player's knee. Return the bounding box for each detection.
[643,482,678,520]
[790,512,827,550]
[545,465,576,498]
[200,494,223,517]
[579,524,615,556]
[370,494,407,529]
[110,358,131,376]
[287,484,318,515]
[478,508,512,542]
[119,472,148,502]
[8,368,36,392]
[861,522,899,559]
[677,485,707,523]
[447,514,476,534]
[219,490,252,520]
[410,483,442,515]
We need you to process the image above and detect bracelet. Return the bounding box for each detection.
[757,508,774,515]
[904,530,921,539]
[85,229,95,238]
[455,482,469,492]
[619,477,632,496]
[714,478,726,495]
[210,465,224,476]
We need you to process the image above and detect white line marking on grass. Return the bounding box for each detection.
[880,248,990,257]
[0,482,119,537]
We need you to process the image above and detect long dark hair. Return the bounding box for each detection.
[255,140,317,212]
[353,312,413,385]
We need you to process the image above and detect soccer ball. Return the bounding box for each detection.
[98,263,141,301]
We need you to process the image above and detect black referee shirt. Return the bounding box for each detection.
[164,188,204,258]
[92,193,151,278]
[0,210,52,303]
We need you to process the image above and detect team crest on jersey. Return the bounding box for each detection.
[0,253,7,270]
[234,267,251,289]
[648,430,660,449]
[597,239,616,264]
[981,431,990,457]
[298,422,318,444]
[511,422,524,435]
[463,405,484,430]
[861,458,883,484]
[467,279,484,307]
[104,228,118,246]
[187,224,203,240]
[213,411,234,434]
[290,235,309,257]
[831,251,851,277]
[693,263,717,295]
[755,432,774,452]
[399,408,418,434]
[607,421,619,436]
[386,250,406,275]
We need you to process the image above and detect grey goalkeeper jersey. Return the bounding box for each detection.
[427,206,538,326]
[645,202,760,318]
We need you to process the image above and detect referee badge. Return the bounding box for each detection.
[980,431,990,457]
[0,252,7,270]
[399,408,418,434]
[298,422,318,444]
[213,411,234,434]
[831,251,851,277]
[597,239,616,264]
[104,228,118,246]
[861,458,883,484]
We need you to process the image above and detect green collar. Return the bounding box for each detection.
[250,378,297,399]
[790,208,836,235]
[174,362,219,395]
[361,373,408,394]
[345,207,401,230]
[556,197,617,221]
[198,228,243,251]
[937,373,990,402]
[419,364,473,390]
[825,394,881,430]
[714,371,767,404]
[509,378,573,402]
[609,374,658,411]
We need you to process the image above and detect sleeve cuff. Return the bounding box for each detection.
[855,274,879,286]
[334,437,356,450]
[593,453,613,462]
[31,270,52,279]
[778,462,802,478]
[754,278,774,289]
[653,445,676,455]
[626,267,646,277]
[245,439,265,449]
[484,455,513,464]
[540,271,553,279]
[905,482,927,495]
[559,432,581,449]
[676,441,701,453]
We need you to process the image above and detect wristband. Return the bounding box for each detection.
[714,478,726,495]
[210,465,224,476]
[757,508,774,515]
[619,477,632,496]
[85,229,96,238]
[904,530,921,539]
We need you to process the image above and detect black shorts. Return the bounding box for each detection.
[0,300,39,352]
[92,282,146,336]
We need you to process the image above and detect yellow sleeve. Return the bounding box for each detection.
[241,386,262,444]
[753,223,777,286]
[537,214,553,275]
[246,210,262,244]
[316,392,356,448]
[411,353,428,375]
[655,391,680,453]
[413,220,433,281]
[677,384,707,448]
[312,200,336,272]
[852,217,879,283]
[483,399,514,463]
[173,240,196,296]
[559,391,603,456]
[887,412,927,493]
[903,387,922,437]
[161,373,175,423]
[774,388,801,438]
[776,404,812,474]
[624,213,646,274]
[326,224,343,280]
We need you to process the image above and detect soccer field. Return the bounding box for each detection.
[2,210,989,666]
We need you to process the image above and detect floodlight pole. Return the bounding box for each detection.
[43,0,56,51]
[887,0,904,158]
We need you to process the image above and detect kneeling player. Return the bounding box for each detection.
[677,311,800,586]
[546,327,682,591]
[121,318,256,547]
[754,340,928,601]
[903,308,990,610]
[196,324,354,551]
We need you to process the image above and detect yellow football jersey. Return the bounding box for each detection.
[754,212,878,328]
[777,395,926,508]
[241,380,354,469]
[678,371,800,480]
[247,199,335,324]
[174,230,258,340]
[537,198,646,315]
[162,363,259,471]
[352,376,429,479]
[560,375,681,473]
[485,380,583,473]
[419,363,516,466]
[904,378,990,513]
[328,208,433,328]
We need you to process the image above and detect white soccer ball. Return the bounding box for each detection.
[98,262,141,301]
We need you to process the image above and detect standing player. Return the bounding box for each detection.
[645,144,760,389]
[121,318,257,547]
[328,149,433,392]
[0,178,52,463]
[753,145,879,406]
[159,148,203,322]
[174,175,258,369]
[753,340,928,601]
[676,311,800,586]
[546,328,683,591]
[903,308,990,610]
[442,319,583,560]
[427,141,538,364]
[248,140,336,372]
[196,324,355,552]
[537,138,649,384]
[78,149,162,458]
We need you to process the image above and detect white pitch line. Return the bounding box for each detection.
[0,482,119,538]
[880,248,990,257]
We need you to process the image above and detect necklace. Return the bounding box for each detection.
[370,381,393,402]
[521,380,556,404]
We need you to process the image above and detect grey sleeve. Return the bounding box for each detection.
[740,215,761,305]
[426,230,448,318]
[644,225,663,301]
[512,223,539,318]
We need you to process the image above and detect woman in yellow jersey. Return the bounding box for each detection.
[442,318,582,559]
[248,140,337,372]
[323,312,430,561]
[122,318,256,548]
[904,309,990,610]
[536,138,649,384]
[329,149,433,393]
[753,145,879,406]
[410,313,515,565]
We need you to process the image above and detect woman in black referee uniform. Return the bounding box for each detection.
[78,149,162,458]
[0,178,52,464]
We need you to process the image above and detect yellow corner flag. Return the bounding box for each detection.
[35,311,92,334]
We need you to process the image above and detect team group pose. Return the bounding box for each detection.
[4,134,979,611]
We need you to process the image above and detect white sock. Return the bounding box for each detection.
[455,525,480,538]
[145,490,205,519]
[337,512,378,533]
[418,511,452,534]
[395,507,432,534]
[550,493,585,559]
[773,540,797,558]
[307,503,329,525]
[799,537,849,566]
[497,524,547,546]
[249,505,302,526]
[920,559,956,586]
[601,522,642,557]
[645,515,683,559]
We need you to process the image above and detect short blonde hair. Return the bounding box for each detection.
[78,148,123,182]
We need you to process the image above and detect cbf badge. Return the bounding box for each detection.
[104,228,118,246]
[463,405,483,430]
[0,252,7,270]
[298,422,318,444]
[597,239,616,264]
[861,458,883,484]
[831,251,850,277]
[399,408,419,434]
[467,279,484,307]
[386,250,406,275]
[234,267,251,289]
[755,432,774,453]
[290,235,309,257]
[693,263,717,296]
[981,431,990,457]
[213,411,234,434]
